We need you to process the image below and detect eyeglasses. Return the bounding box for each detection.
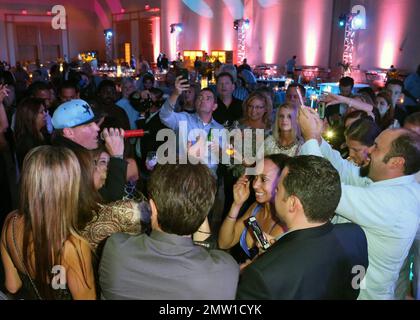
[248,105,265,110]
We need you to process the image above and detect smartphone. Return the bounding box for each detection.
[246,216,270,250]
[176,68,189,82]
[318,101,326,119]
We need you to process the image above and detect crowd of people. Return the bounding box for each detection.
[0,56,419,300]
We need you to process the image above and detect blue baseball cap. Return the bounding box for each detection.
[52,99,102,129]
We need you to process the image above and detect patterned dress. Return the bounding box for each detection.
[264,135,303,157]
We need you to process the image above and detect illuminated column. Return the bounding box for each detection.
[170,23,183,61]
[342,16,355,77]
[235,19,249,63]
[104,29,113,62]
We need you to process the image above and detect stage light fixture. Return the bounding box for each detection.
[104,29,113,38]
[233,20,239,30]
[170,23,183,34]
[338,14,346,28]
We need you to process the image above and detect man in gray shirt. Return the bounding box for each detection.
[99,163,239,299]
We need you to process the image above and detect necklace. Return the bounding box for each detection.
[276,139,298,150]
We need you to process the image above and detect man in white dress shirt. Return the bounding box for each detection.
[298,106,420,300]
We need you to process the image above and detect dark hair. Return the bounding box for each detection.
[385,79,404,90]
[97,79,116,93]
[383,130,420,175]
[358,87,377,106]
[265,154,289,177]
[200,87,217,102]
[149,87,164,100]
[14,97,46,142]
[404,112,420,128]
[376,90,393,108]
[283,156,341,222]
[142,73,155,84]
[287,83,306,96]
[216,72,235,84]
[148,163,217,235]
[27,81,50,97]
[339,76,355,88]
[0,70,15,86]
[345,117,381,147]
[343,110,369,127]
[60,80,80,94]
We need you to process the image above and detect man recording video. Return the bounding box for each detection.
[130,88,168,176]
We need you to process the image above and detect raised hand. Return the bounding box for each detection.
[298,106,322,142]
[233,175,250,206]
[102,128,125,157]
[174,76,190,96]
[0,85,10,104]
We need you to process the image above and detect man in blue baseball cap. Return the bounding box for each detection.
[52,99,103,149]
[52,99,127,203]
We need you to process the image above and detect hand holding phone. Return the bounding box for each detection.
[176,68,189,82]
[318,101,326,119]
[247,216,270,250]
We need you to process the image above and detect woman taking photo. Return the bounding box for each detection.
[1,146,95,299]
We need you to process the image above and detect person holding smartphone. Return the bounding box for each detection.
[218,154,289,261]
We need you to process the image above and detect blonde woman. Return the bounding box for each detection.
[239,91,273,131]
[264,103,303,157]
[1,146,96,299]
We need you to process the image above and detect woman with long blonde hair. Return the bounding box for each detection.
[1,146,95,299]
[264,103,303,157]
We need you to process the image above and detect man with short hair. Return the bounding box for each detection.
[95,79,130,132]
[159,76,225,176]
[51,99,127,203]
[298,106,420,299]
[324,76,355,125]
[285,55,297,79]
[395,113,420,299]
[99,163,239,299]
[237,155,368,299]
[116,78,139,130]
[286,83,306,110]
[386,79,405,127]
[339,76,355,98]
[59,80,80,103]
[213,72,243,128]
[386,79,404,109]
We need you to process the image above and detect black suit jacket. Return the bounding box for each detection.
[236,222,368,300]
[136,111,168,170]
[214,97,243,128]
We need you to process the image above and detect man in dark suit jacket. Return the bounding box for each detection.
[100,163,239,299]
[236,155,368,300]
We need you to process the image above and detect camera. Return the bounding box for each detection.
[129,91,153,113]
[246,216,271,250]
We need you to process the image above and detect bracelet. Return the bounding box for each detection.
[111,154,124,159]
[197,230,211,234]
[227,215,237,221]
